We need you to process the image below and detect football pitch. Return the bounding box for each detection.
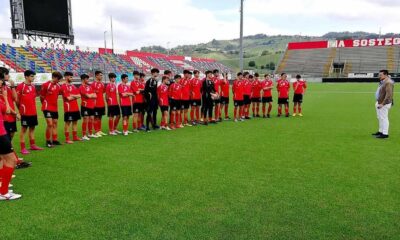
[3,83,399,240]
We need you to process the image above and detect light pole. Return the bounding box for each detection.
[104,31,108,52]
[239,0,244,72]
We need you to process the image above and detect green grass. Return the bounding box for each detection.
[3,83,400,239]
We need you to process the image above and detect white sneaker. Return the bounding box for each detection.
[127,130,133,134]
[95,132,103,137]
[98,131,107,136]
[109,131,118,136]
[160,126,166,130]
[133,129,139,133]
[184,123,193,127]
[12,175,16,179]
[0,192,22,201]
[88,134,99,138]
[114,130,122,134]
[82,136,90,141]
[9,184,13,187]
[234,119,238,122]
[123,131,129,136]
[165,127,172,131]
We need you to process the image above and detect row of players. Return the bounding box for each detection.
[0,67,307,200]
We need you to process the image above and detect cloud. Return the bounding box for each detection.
[0,0,399,50]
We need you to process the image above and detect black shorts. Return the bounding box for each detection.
[214,98,221,104]
[262,97,273,103]
[181,100,190,110]
[94,107,106,117]
[191,100,202,107]
[293,94,303,103]
[81,107,95,117]
[251,97,261,103]
[64,111,81,122]
[278,98,289,105]
[21,115,38,127]
[160,106,169,112]
[121,106,132,117]
[107,105,121,117]
[170,99,181,111]
[220,97,229,105]
[4,121,17,134]
[234,100,244,107]
[243,95,251,105]
[132,103,144,114]
[43,111,59,119]
[0,135,13,155]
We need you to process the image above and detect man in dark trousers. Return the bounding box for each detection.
[144,68,160,132]
[202,71,217,125]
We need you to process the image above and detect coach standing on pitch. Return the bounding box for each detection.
[144,68,160,132]
[373,70,394,139]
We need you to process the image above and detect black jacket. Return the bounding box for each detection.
[201,79,215,101]
[145,78,158,102]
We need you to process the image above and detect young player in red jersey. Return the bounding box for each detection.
[169,75,183,129]
[105,73,121,135]
[277,73,291,117]
[242,72,252,119]
[131,71,145,132]
[0,67,32,169]
[292,74,307,117]
[40,71,62,147]
[232,72,245,122]
[212,69,222,121]
[0,93,22,200]
[220,73,230,120]
[251,73,262,118]
[16,70,44,154]
[61,72,81,144]
[190,70,202,125]
[261,74,274,118]
[79,74,97,140]
[180,70,192,127]
[91,71,106,137]
[118,74,133,136]
[158,76,171,130]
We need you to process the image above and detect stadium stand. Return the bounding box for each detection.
[0,39,232,76]
[277,38,400,78]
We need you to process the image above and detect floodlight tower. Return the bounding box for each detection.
[239,0,244,72]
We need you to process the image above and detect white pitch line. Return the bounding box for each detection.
[311,91,400,94]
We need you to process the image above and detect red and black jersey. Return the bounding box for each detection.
[16,82,37,116]
[61,83,80,113]
[157,84,169,106]
[80,84,96,109]
[40,81,61,112]
[91,81,106,108]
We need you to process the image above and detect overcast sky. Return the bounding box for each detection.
[0,0,399,49]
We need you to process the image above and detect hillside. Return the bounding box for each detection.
[139,32,400,72]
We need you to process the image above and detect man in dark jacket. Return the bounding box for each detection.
[144,68,160,132]
[201,71,217,125]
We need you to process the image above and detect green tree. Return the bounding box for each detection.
[248,61,256,67]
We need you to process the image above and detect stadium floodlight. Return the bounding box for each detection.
[104,31,108,51]
[239,0,244,72]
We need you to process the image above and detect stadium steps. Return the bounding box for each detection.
[323,48,337,77]
[16,47,52,72]
[277,51,290,73]
[343,62,352,76]
[387,46,395,72]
